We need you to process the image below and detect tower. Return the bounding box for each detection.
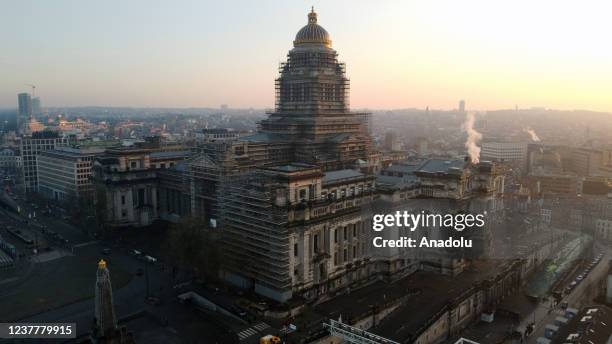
[32,97,42,116]
[459,99,466,113]
[94,259,117,339]
[256,8,373,170]
[17,93,32,134]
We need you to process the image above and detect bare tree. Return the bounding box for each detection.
[163,218,220,281]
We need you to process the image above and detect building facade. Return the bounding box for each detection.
[37,146,105,201]
[92,140,191,228]
[571,147,612,177]
[0,147,21,170]
[221,163,376,302]
[19,131,69,193]
[480,140,528,168]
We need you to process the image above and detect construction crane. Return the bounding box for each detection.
[25,84,36,97]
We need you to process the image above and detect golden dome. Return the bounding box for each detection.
[293,8,332,48]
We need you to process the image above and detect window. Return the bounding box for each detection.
[343,249,347,261]
[121,195,125,205]
[334,229,338,243]
[343,227,347,240]
[138,189,145,206]
[130,161,137,169]
[294,243,298,257]
[299,189,307,200]
[313,234,318,253]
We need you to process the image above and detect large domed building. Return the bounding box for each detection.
[220,9,378,303]
[235,8,375,171]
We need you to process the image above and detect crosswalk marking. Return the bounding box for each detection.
[237,323,271,341]
[238,328,258,340]
[253,322,270,331]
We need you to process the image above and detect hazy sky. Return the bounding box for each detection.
[1,0,611,111]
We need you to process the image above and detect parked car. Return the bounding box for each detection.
[144,255,157,263]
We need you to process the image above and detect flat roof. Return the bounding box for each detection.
[417,159,466,174]
[239,132,284,143]
[266,163,318,173]
[150,150,192,159]
[322,169,364,184]
[39,146,105,158]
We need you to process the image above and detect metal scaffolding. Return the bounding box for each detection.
[275,50,350,113]
[323,319,399,344]
[219,171,292,289]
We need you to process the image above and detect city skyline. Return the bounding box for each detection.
[2,0,612,112]
[1,3,612,342]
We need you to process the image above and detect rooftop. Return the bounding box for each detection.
[265,163,318,173]
[322,169,364,184]
[39,146,105,158]
[383,161,422,175]
[417,158,467,174]
[149,150,192,159]
[313,260,507,343]
[239,132,285,143]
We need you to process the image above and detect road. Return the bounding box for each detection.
[1,196,263,343]
[525,243,610,343]
[0,198,173,339]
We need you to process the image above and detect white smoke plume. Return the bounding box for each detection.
[524,127,541,142]
[463,112,482,163]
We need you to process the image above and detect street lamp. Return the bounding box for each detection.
[145,258,150,299]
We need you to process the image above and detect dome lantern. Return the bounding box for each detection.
[293,7,332,48]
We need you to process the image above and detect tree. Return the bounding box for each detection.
[162,218,220,281]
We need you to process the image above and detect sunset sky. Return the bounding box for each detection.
[1,0,611,112]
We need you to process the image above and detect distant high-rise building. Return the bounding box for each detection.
[17,93,32,134]
[383,130,400,151]
[459,99,466,112]
[32,97,42,116]
[571,147,607,177]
